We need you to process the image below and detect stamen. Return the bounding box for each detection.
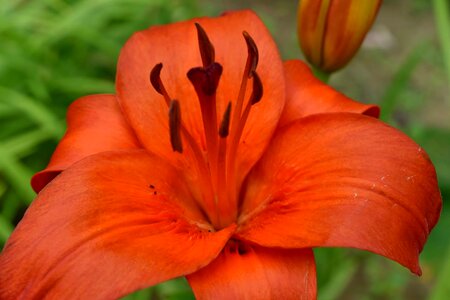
[230,31,260,134]
[150,26,265,229]
[242,31,259,77]
[149,63,171,105]
[225,32,262,221]
[216,102,235,226]
[168,100,183,153]
[219,102,232,138]
[195,23,215,67]
[234,72,264,158]
[249,71,263,105]
[236,72,264,143]
[150,63,206,171]
[150,63,164,94]
[149,64,219,226]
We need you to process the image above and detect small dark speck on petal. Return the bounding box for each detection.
[238,243,249,255]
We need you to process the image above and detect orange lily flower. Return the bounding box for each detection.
[0,10,441,299]
[298,0,382,73]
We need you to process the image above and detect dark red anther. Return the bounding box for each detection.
[150,63,164,94]
[243,31,259,78]
[168,100,183,153]
[187,62,223,96]
[219,102,232,138]
[250,71,263,105]
[195,23,215,67]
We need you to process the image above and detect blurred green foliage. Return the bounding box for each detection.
[0,0,449,299]
[0,0,201,232]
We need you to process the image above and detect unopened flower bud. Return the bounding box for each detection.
[297,0,382,73]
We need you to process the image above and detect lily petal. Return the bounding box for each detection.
[278,60,379,127]
[116,10,284,184]
[238,113,442,274]
[31,94,141,193]
[1,151,234,299]
[187,245,316,300]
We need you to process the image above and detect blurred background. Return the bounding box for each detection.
[0,0,448,299]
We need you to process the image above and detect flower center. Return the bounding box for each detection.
[149,23,262,230]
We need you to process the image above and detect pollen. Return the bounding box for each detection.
[168,100,183,153]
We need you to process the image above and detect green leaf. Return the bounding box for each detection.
[0,86,64,139]
[2,128,53,158]
[0,214,13,245]
[52,76,115,94]
[430,247,450,300]
[379,43,428,122]
[0,145,35,205]
[120,287,154,300]
[413,127,450,189]
[433,0,450,87]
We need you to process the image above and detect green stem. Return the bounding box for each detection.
[433,0,450,88]
[429,243,450,300]
[312,65,331,84]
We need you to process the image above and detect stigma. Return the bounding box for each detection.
[149,23,263,229]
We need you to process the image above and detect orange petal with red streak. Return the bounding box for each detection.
[31,94,141,193]
[238,113,442,275]
[187,244,316,300]
[279,60,379,127]
[1,151,234,299]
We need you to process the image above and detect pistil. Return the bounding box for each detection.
[189,25,224,210]
[187,63,222,168]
